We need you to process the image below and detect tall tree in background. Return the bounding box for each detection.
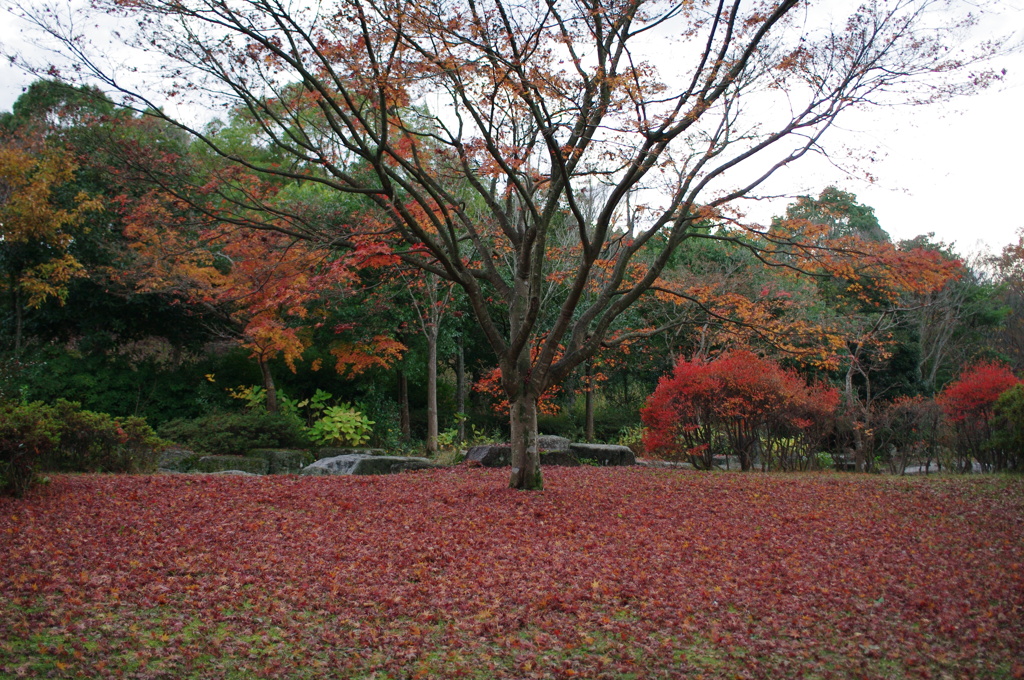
[13,0,1002,488]
[899,235,1004,394]
[990,231,1024,371]
[0,131,102,353]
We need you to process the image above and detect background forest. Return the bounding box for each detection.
[2,80,1023,480]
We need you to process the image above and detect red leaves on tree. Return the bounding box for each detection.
[1,471,1022,679]
[937,361,1020,471]
[641,351,839,470]
[937,361,1019,424]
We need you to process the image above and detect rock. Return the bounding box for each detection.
[211,470,260,476]
[540,449,580,466]
[568,443,636,466]
[467,440,631,466]
[314,447,387,460]
[248,448,313,474]
[196,455,269,475]
[464,445,512,467]
[537,435,571,452]
[636,459,696,470]
[300,454,441,476]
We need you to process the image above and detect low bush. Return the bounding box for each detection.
[307,404,374,447]
[0,402,59,497]
[41,400,165,474]
[937,361,1020,472]
[1,400,164,495]
[158,410,308,456]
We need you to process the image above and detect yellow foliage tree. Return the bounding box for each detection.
[0,133,102,351]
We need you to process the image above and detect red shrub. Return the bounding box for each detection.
[641,351,839,470]
[937,361,1019,423]
[937,361,1020,471]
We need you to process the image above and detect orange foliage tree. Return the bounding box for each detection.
[110,154,404,412]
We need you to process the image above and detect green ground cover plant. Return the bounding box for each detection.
[1,469,1022,679]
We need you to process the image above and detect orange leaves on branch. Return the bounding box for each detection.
[115,189,226,297]
[113,169,407,375]
[473,366,562,416]
[17,254,87,308]
[330,335,407,378]
[768,220,961,304]
[653,267,845,370]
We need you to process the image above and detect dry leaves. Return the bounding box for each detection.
[1,469,1022,679]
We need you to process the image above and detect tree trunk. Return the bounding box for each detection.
[11,279,23,355]
[426,326,439,454]
[456,338,466,444]
[509,393,543,490]
[259,356,278,414]
[398,370,410,439]
[584,360,595,443]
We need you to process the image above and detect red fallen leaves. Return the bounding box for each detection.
[1,470,1022,679]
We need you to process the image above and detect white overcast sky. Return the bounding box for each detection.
[0,1,1021,257]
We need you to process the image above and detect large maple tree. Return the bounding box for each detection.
[14,0,1002,488]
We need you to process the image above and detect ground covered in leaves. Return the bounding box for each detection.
[1,468,1022,679]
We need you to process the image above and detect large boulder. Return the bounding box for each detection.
[464,445,512,467]
[466,436,572,468]
[249,448,313,474]
[314,447,387,460]
[568,443,636,466]
[539,449,580,466]
[196,455,269,475]
[301,454,441,476]
[537,435,571,452]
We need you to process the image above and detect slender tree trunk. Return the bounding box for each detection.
[584,360,595,442]
[456,338,466,444]
[843,361,865,472]
[426,326,439,454]
[11,279,23,355]
[259,356,278,414]
[509,393,542,490]
[398,370,410,439]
